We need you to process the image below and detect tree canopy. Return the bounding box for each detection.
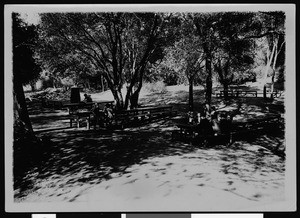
[35,11,286,107]
[212,12,256,97]
[13,13,41,85]
[37,12,179,109]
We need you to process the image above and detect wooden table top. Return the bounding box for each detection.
[64,100,114,107]
[119,105,172,113]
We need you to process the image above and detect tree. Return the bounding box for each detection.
[37,12,177,110]
[213,12,255,99]
[192,13,220,105]
[13,13,41,138]
[160,35,205,111]
[260,12,285,99]
[12,13,44,186]
[237,11,286,99]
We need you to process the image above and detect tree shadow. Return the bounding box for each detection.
[13,120,199,200]
[15,86,285,201]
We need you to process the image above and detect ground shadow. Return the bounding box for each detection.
[14,85,285,201]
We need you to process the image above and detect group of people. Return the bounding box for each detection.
[84,93,115,127]
[85,92,232,135]
[193,103,233,137]
[91,103,115,128]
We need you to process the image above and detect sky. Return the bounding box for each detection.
[20,12,40,25]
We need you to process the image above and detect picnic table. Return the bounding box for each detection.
[116,105,173,116]
[113,105,176,128]
[173,118,230,138]
[264,90,284,98]
[172,112,282,147]
[64,100,114,129]
[175,122,199,139]
[217,90,258,98]
[64,100,114,109]
[231,113,283,134]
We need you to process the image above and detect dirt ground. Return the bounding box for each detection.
[14,85,286,211]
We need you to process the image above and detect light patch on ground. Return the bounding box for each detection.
[18,143,284,210]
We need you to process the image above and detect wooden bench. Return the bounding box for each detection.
[174,123,198,139]
[172,124,233,147]
[232,114,283,132]
[64,102,95,129]
[42,100,64,109]
[173,113,282,145]
[264,90,284,98]
[64,102,93,112]
[217,90,258,98]
[69,111,92,129]
[113,105,176,128]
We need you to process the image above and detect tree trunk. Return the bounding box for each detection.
[87,80,91,90]
[124,84,133,110]
[223,82,229,100]
[100,75,104,92]
[263,85,267,99]
[130,90,140,109]
[188,77,194,112]
[14,79,33,133]
[270,45,279,100]
[125,63,147,109]
[13,79,50,190]
[205,54,212,105]
[130,81,143,109]
[262,40,276,100]
[111,89,124,111]
[270,73,275,100]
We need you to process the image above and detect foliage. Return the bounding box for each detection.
[144,81,167,94]
[13,13,41,85]
[252,12,285,88]
[191,12,223,104]
[212,12,256,88]
[35,11,286,104]
[157,14,206,86]
[160,37,205,84]
[37,12,178,109]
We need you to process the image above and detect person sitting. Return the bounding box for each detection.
[103,103,114,126]
[203,103,214,122]
[90,103,99,127]
[218,112,233,145]
[196,110,214,136]
[211,111,221,135]
[83,93,93,102]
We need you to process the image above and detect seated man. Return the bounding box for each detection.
[103,103,114,126]
[91,103,102,127]
[211,111,221,135]
[196,111,214,136]
[203,103,212,120]
[218,112,233,144]
[83,93,93,102]
[219,112,233,134]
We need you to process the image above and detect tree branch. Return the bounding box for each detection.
[240,30,284,40]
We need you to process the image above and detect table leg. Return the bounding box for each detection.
[86,117,90,129]
[77,117,80,128]
[180,128,185,139]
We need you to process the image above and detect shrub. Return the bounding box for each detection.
[144,81,167,94]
